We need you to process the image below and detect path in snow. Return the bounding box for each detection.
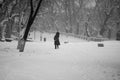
[0,40,120,80]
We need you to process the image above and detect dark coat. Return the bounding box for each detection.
[54,32,60,45]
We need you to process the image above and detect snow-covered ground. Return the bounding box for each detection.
[0,36,120,80]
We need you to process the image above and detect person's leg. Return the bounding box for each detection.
[57,45,59,49]
[55,45,57,49]
[56,45,59,49]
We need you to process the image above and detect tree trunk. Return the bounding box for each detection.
[85,22,89,37]
[0,0,17,41]
[19,38,26,52]
[100,7,114,37]
[17,12,24,49]
[1,18,8,41]
[17,27,25,49]
[6,19,13,38]
[1,25,6,41]
[18,0,43,52]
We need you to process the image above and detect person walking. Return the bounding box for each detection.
[54,32,60,49]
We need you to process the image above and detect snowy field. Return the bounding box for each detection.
[0,36,120,80]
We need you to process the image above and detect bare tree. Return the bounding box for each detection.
[18,0,43,52]
[0,0,17,41]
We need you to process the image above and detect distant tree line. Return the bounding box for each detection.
[0,0,120,40]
